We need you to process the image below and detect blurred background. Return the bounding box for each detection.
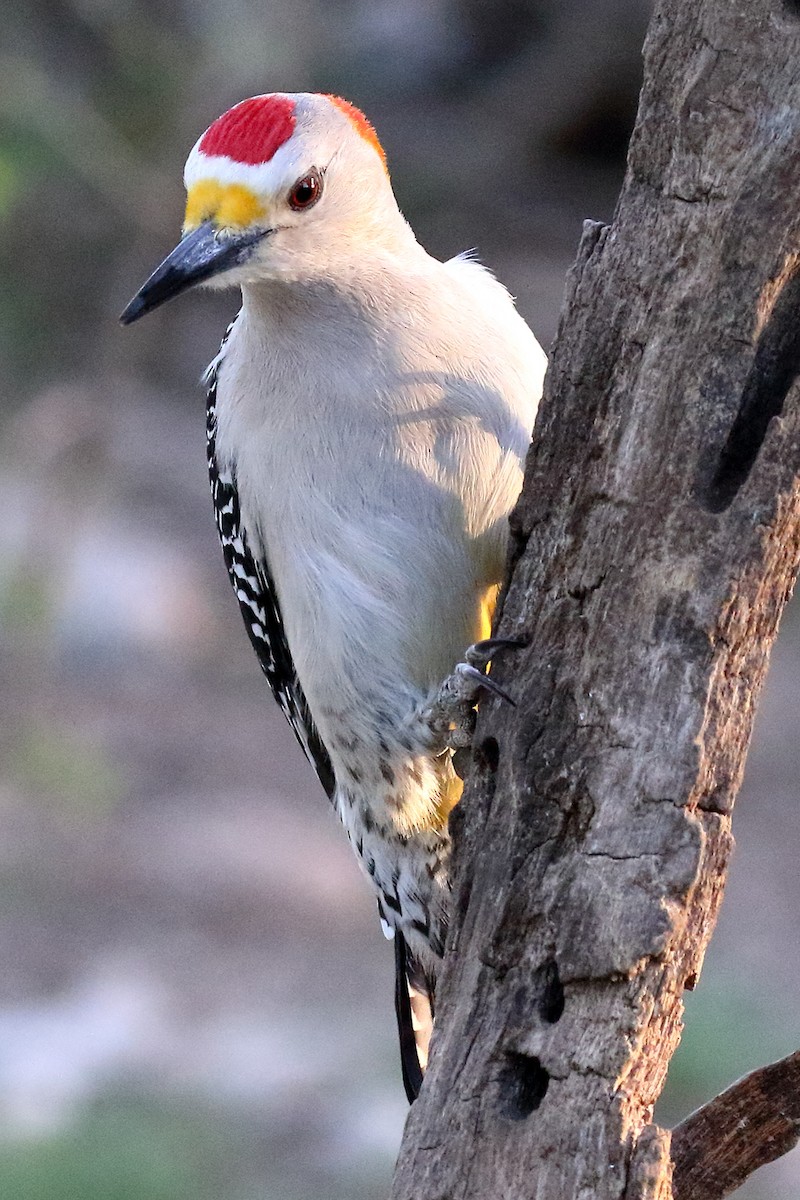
[1,1,798,1197]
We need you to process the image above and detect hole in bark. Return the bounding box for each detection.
[475,735,500,773]
[451,746,471,781]
[706,262,800,511]
[783,0,800,14]
[538,959,565,1023]
[500,1054,550,1119]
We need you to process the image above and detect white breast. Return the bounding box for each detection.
[213,252,545,748]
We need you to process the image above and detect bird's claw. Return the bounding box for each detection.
[464,636,527,672]
[422,637,521,751]
[453,661,515,707]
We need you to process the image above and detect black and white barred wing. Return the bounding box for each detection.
[207,323,428,1105]
[205,326,336,800]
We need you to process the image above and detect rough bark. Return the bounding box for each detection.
[390,1,800,1197]
[672,1050,800,1200]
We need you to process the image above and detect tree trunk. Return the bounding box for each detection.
[390,1,800,1197]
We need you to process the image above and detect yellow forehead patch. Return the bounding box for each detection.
[184,180,266,231]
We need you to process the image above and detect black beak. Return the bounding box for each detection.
[119,220,269,325]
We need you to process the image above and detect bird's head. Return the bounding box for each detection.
[121,92,408,324]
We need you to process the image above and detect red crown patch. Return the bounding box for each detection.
[199,95,296,166]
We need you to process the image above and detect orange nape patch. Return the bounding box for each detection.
[184,179,266,231]
[326,95,387,171]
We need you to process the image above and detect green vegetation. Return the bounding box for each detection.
[7,720,123,814]
[0,1092,396,1200]
[0,1098,223,1200]
[658,966,800,1129]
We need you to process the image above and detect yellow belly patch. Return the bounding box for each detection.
[184,180,266,232]
[478,582,500,644]
[430,769,464,828]
[421,580,501,832]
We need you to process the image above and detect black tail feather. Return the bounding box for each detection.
[394,931,435,1103]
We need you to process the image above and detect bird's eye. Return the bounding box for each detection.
[288,169,323,211]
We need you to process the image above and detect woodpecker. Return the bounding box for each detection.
[121,92,546,1100]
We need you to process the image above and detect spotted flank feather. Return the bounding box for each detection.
[205,320,335,799]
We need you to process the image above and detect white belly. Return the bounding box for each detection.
[212,264,542,768]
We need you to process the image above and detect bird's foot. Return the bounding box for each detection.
[421,637,522,752]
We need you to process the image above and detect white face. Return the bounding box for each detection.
[180,93,405,286]
[120,93,416,325]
